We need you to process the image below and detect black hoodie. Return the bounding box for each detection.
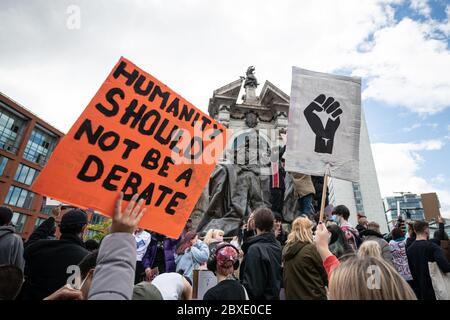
[21,229,89,300]
[240,232,282,300]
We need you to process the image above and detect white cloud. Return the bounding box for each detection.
[432,174,445,184]
[349,18,450,114]
[410,0,431,17]
[0,0,410,132]
[403,123,421,132]
[372,139,450,217]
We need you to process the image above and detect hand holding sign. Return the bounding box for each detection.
[304,94,342,154]
[31,57,227,238]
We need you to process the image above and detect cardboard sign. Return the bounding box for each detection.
[32,57,227,238]
[285,67,361,182]
[192,270,217,300]
[421,193,441,221]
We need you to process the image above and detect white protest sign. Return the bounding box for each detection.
[285,67,361,182]
[192,270,217,300]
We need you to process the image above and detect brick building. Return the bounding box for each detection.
[0,92,64,239]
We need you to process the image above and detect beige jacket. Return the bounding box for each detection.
[291,173,315,198]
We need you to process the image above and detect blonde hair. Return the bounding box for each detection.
[358,240,382,259]
[286,217,313,245]
[329,256,417,300]
[204,229,224,245]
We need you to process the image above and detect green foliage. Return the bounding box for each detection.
[84,219,112,242]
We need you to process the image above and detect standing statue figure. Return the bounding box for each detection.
[243,66,259,88]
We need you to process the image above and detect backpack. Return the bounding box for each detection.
[341,226,362,252]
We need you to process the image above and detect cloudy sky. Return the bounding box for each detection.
[1,0,449,217]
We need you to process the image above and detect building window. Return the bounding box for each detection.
[23,128,56,165]
[11,212,28,233]
[91,213,107,225]
[0,107,26,154]
[0,156,8,175]
[5,186,35,209]
[14,164,38,185]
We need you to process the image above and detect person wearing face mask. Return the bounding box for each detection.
[331,205,361,252]
[406,220,450,300]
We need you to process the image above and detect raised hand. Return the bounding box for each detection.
[111,192,146,234]
[304,94,342,154]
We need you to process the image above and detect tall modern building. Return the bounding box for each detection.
[383,193,425,223]
[0,92,64,239]
[329,110,388,233]
[207,68,388,233]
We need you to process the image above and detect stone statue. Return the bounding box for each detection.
[243,66,259,88]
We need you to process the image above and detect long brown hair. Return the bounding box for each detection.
[176,231,197,255]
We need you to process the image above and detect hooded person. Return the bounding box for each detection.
[21,209,90,300]
[0,265,24,300]
[360,222,394,265]
[0,206,24,271]
[283,217,328,300]
[240,208,282,300]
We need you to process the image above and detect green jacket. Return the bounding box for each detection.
[282,241,328,300]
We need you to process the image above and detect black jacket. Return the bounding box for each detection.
[240,232,282,300]
[21,219,89,300]
[407,240,450,300]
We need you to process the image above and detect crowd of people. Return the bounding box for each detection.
[0,191,449,301]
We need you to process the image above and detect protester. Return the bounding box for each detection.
[240,208,282,300]
[273,212,288,247]
[133,228,152,284]
[406,222,416,250]
[358,240,382,259]
[77,250,99,299]
[282,217,327,300]
[0,206,24,271]
[407,220,450,300]
[22,208,90,300]
[389,227,414,286]
[0,265,23,300]
[142,232,178,281]
[175,231,209,282]
[431,216,450,261]
[269,146,286,214]
[132,281,163,300]
[327,224,353,259]
[151,272,192,300]
[203,229,225,251]
[291,173,316,219]
[314,222,417,300]
[88,193,146,300]
[240,213,257,244]
[360,221,393,264]
[356,215,368,234]
[204,243,247,300]
[84,239,99,252]
[180,218,193,240]
[332,205,361,251]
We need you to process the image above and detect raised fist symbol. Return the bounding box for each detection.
[304,94,342,154]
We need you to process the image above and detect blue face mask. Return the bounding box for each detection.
[331,215,340,225]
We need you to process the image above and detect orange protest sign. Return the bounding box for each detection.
[32,57,228,239]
